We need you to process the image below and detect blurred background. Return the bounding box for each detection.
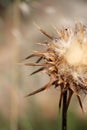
[0,0,87,130]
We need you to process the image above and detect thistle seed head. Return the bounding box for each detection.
[25,22,87,112]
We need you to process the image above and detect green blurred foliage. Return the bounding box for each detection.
[0,0,13,7]
[0,115,10,130]
[23,110,87,130]
[0,0,42,7]
[16,106,87,130]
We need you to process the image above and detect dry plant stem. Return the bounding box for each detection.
[62,91,67,130]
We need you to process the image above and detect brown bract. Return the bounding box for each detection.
[25,22,87,112]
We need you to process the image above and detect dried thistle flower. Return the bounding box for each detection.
[25,22,87,113]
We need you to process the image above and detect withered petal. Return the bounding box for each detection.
[25,63,43,66]
[69,83,80,97]
[30,67,44,75]
[59,87,63,111]
[34,23,54,40]
[77,95,84,113]
[25,54,36,60]
[36,56,43,63]
[59,92,63,111]
[26,85,49,97]
[25,53,44,60]
[26,78,53,97]
[66,90,73,111]
[52,80,58,88]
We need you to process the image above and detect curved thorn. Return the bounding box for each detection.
[36,56,43,63]
[30,67,44,75]
[26,78,54,97]
[33,22,54,40]
[77,95,84,113]
[66,90,73,111]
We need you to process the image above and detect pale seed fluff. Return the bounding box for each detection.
[54,24,87,86]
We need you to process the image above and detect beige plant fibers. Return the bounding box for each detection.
[25,22,87,112]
